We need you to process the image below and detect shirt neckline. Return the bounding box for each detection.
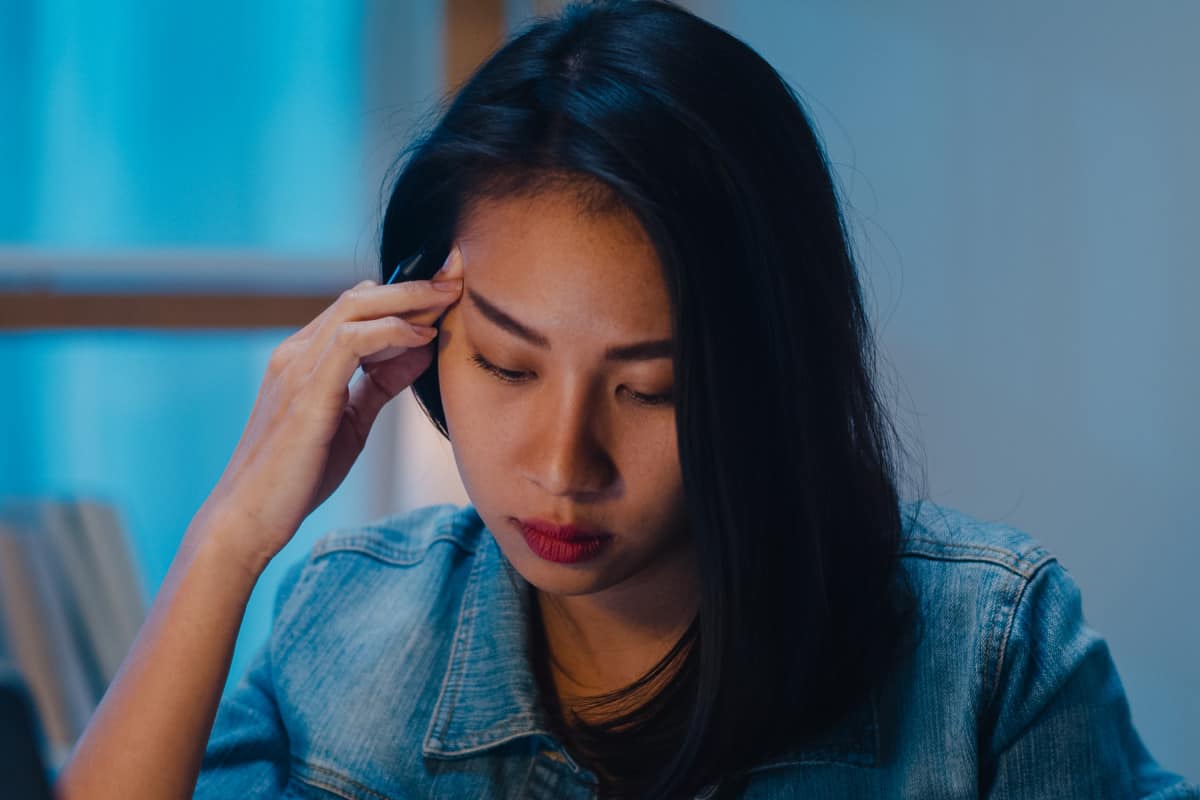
[420,518,881,777]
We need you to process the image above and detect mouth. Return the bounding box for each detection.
[516,517,611,539]
[513,517,613,565]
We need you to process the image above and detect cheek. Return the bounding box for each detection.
[622,411,679,467]
[434,334,508,500]
[437,370,493,503]
[628,436,684,502]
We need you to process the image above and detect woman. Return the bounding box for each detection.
[56,1,1195,798]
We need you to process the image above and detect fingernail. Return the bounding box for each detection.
[432,246,461,280]
[433,279,462,292]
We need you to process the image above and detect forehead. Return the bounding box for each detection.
[455,188,671,333]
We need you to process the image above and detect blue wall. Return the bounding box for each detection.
[0,0,366,250]
[0,0,442,694]
[0,330,380,693]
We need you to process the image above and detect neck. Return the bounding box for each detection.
[534,539,699,714]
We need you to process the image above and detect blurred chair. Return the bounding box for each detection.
[0,497,145,772]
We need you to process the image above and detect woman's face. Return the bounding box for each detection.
[435,186,691,598]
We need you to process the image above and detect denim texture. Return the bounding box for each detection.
[195,501,1197,799]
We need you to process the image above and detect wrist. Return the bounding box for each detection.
[184,501,278,585]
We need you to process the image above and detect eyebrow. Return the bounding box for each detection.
[465,287,673,362]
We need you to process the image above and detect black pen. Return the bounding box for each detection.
[385,249,426,286]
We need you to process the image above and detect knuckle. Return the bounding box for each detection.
[374,317,408,342]
[267,342,294,372]
[339,280,376,304]
[387,316,413,333]
[332,323,354,347]
[401,280,434,298]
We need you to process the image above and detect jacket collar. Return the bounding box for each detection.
[421,528,881,773]
[422,531,552,759]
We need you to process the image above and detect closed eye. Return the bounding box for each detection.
[467,351,673,408]
[469,351,528,383]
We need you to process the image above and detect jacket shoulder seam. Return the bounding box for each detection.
[981,556,1062,723]
[310,527,477,567]
[901,535,1054,579]
[308,506,482,567]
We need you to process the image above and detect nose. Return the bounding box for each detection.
[522,382,617,498]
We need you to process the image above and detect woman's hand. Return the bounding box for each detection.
[54,246,465,800]
[199,245,464,573]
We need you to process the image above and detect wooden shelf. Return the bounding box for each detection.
[1,0,513,331]
[0,291,335,329]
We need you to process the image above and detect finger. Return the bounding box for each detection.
[335,246,464,337]
[310,316,438,393]
[336,279,461,324]
[423,245,466,328]
[291,278,378,343]
[430,244,464,282]
[299,246,464,352]
[304,278,460,353]
[349,346,436,432]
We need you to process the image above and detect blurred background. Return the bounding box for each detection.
[0,0,1195,781]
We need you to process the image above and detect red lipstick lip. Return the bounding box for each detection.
[515,517,612,541]
[514,517,613,565]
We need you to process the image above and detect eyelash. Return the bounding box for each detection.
[468,351,673,408]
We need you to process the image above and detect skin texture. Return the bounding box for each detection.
[435,187,700,715]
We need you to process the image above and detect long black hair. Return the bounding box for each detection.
[378,1,922,797]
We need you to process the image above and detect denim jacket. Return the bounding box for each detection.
[195,500,1197,799]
